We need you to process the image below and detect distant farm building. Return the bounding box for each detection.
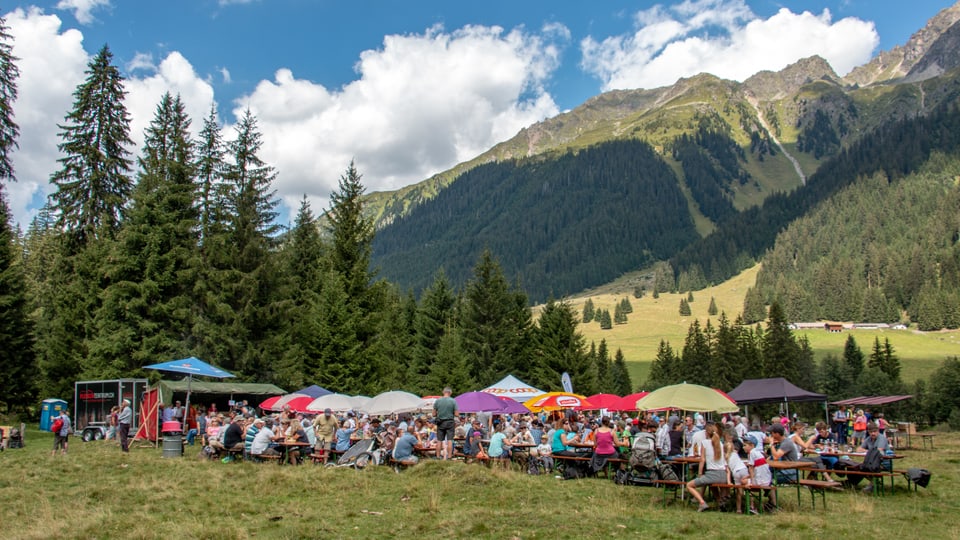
[824,322,844,333]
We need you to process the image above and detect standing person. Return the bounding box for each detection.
[312,408,339,465]
[52,410,71,456]
[433,387,458,460]
[118,399,133,453]
[106,406,120,441]
[832,405,849,445]
[171,400,184,425]
[852,409,868,447]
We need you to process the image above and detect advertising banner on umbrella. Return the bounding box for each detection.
[523,392,592,412]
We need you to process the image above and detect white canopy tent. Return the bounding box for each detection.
[480,374,546,403]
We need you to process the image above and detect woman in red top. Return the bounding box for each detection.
[590,417,628,473]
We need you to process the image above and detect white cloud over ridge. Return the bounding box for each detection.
[55,0,109,25]
[236,23,564,219]
[581,0,879,91]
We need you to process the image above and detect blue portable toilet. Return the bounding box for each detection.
[40,398,68,431]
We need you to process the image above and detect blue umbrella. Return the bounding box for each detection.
[144,357,235,432]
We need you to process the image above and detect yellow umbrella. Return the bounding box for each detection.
[634,383,738,413]
[523,392,592,412]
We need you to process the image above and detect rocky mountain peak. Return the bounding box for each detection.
[744,55,840,101]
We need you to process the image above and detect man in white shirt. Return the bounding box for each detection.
[251,420,280,457]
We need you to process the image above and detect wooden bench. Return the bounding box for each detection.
[834,470,899,495]
[797,479,843,509]
[251,453,282,463]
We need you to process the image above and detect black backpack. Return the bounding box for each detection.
[907,467,932,488]
[861,448,883,473]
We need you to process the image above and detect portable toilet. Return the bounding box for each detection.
[40,398,68,431]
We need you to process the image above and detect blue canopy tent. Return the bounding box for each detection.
[144,357,235,432]
[294,385,333,399]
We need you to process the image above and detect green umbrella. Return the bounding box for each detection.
[635,383,738,413]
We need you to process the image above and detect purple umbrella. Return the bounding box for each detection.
[495,396,532,414]
[455,391,514,413]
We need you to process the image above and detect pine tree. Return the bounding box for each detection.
[633,286,644,299]
[599,309,612,329]
[742,286,766,324]
[410,270,457,393]
[761,301,800,380]
[868,337,884,371]
[582,298,595,323]
[326,160,374,300]
[687,291,694,303]
[0,14,19,184]
[89,93,199,376]
[708,296,718,316]
[620,297,633,314]
[710,312,739,391]
[610,348,632,395]
[594,339,611,393]
[882,338,901,382]
[530,299,594,394]
[0,189,36,411]
[196,106,225,245]
[653,289,660,299]
[648,339,678,389]
[49,45,133,244]
[613,302,626,324]
[460,249,532,385]
[425,324,473,394]
[681,319,711,385]
[679,298,691,316]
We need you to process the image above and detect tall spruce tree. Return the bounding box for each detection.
[681,319,711,385]
[196,106,225,245]
[610,348,632,395]
[761,301,800,381]
[459,249,532,385]
[711,312,739,391]
[0,189,36,411]
[210,109,281,377]
[594,339,611,393]
[0,14,19,184]
[648,339,678,389]
[530,298,594,394]
[843,334,864,375]
[49,45,133,244]
[409,270,457,394]
[87,93,199,377]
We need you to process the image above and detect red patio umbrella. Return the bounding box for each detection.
[259,395,283,411]
[284,395,317,413]
[577,393,622,410]
[611,391,650,411]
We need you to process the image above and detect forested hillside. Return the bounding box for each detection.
[669,86,960,288]
[755,155,960,328]
[372,139,699,302]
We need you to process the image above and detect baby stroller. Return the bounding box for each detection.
[7,426,24,449]
[325,438,377,469]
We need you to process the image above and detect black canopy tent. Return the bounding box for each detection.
[727,377,828,424]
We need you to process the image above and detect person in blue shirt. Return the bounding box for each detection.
[335,422,356,452]
[393,426,420,464]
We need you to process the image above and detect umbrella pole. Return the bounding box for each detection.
[182,375,192,434]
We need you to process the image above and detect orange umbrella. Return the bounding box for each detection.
[523,392,592,412]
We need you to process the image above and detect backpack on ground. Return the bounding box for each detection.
[907,467,932,488]
[629,432,657,471]
[656,461,679,481]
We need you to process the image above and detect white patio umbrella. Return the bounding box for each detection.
[305,393,358,413]
[349,396,372,410]
[361,391,428,416]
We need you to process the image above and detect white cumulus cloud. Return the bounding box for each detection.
[235,23,565,220]
[55,0,110,25]
[581,0,879,91]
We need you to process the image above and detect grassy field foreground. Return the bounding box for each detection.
[2,428,958,539]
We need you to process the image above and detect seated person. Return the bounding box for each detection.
[510,424,535,446]
[250,420,281,457]
[244,418,262,456]
[551,419,579,458]
[536,434,554,472]
[789,422,831,481]
[221,416,245,457]
[859,422,889,453]
[685,424,727,512]
[590,417,628,473]
[335,422,357,452]
[463,420,485,460]
[392,426,420,465]
[487,423,511,462]
[284,419,308,464]
[808,421,839,476]
[742,436,775,514]
[768,424,800,483]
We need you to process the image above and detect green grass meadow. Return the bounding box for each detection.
[572,264,960,388]
[2,427,958,539]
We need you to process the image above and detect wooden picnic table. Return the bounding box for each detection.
[276,441,311,465]
[769,460,815,507]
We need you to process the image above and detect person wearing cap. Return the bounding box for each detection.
[742,435,773,514]
[463,419,485,461]
[117,398,133,453]
[171,400,184,423]
[535,432,554,472]
[251,419,281,458]
[311,408,339,465]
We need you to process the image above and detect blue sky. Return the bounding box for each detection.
[3,0,956,227]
